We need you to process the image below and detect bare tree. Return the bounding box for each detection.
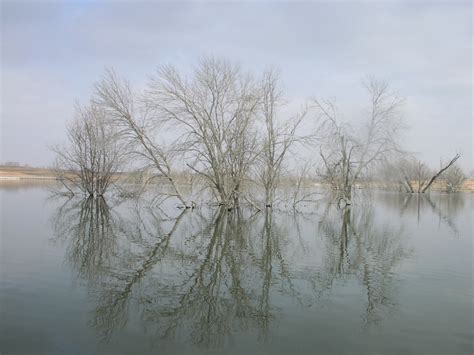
[94,70,189,207]
[290,164,321,209]
[146,57,261,208]
[395,154,461,193]
[314,78,404,206]
[421,154,461,193]
[394,157,433,193]
[53,102,124,197]
[443,163,466,193]
[258,70,307,208]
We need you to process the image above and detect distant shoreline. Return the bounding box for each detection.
[1,165,472,192]
[0,166,57,180]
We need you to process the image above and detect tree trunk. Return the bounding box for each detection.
[421,154,460,193]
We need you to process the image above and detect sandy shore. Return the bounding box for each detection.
[0,166,57,180]
[1,165,472,191]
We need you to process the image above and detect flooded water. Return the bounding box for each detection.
[1,185,472,354]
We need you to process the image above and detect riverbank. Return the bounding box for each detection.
[0,166,57,180]
[1,165,473,192]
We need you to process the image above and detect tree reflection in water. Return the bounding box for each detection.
[51,195,414,347]
[377,192,464,236]
[317,206,410,326]
[52,196,117,282]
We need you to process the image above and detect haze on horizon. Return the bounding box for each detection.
[1,1,472,171]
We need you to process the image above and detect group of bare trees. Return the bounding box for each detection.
[55,57,466,204]
[383,153,464,194]
[312,78,465,199]
[56,58,308,207]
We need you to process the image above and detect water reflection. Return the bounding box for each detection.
[140,208,277,347]
[51,195,413,347]
[376,192,464,236]
[318,206,410,325]
[52,197,117,281]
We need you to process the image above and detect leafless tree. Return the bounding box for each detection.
[53,102,124,197]
[395,154,461,193]
[94,70,190,207]
[443,163,466,193]
[421,154,461,193]
[289,164,321,209]
[393,157,433,193]
[258,70,307,208]
[314,78,404,206]
[146,57,261,208]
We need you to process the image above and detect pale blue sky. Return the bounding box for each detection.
[1,1,472,170]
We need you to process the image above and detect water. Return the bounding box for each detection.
[1,185,472,354]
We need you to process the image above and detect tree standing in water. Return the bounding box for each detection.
[314,78,404,206]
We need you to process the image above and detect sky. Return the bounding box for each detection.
[1,1,472,171]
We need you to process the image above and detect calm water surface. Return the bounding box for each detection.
[1,185,472,354]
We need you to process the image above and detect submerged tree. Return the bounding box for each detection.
[145,57,262,208]
[394,154,461,194]
[393,157,433,193]
[95,70,190,207]
[54,103,124,197]
[443,162,466,193]
[421,154,461,193]
[80,58,306,208]
[258,70,307,208]
[314,78,404,206]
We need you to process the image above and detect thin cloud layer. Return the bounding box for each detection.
[1,1,471,170]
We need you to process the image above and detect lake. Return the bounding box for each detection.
[0,184,472,354]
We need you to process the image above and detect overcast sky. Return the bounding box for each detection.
[1,1,472,171]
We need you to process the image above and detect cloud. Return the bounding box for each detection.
[1,1,471,169]
[1,68,75,166]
